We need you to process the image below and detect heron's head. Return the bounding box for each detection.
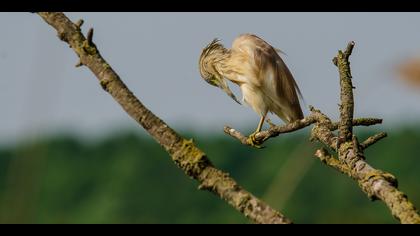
[199,38,241,104]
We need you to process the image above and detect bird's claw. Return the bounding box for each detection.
[247,131,265,149]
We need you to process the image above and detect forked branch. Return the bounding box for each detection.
[225,41,420,224]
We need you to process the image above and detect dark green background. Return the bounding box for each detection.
[0,125,419,223]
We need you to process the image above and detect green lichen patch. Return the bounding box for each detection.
[172,139,210,178]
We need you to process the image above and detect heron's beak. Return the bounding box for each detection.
[216,77,241,105]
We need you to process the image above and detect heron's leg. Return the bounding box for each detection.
[248,114,266,148]
[255,115,266,133]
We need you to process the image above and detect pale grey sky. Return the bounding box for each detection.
[1,12,420,145]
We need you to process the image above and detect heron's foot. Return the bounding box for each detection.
[247,131,265,149]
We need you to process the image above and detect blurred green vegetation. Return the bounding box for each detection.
[0,126,419,224]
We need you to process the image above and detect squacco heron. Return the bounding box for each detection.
[199,34,304,145]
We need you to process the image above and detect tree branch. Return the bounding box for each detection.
[37,12,291,224]
[330,118,382,131]
[224,40,420,223]
[225,116,382,147]
[314,148,351,177]
[314,43,420,224]
[335,41,355,143]
[224,115,316,146]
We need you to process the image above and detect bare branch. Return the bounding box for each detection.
[329,117,382,131]
[314,148,351,177]
[37,12,291,224]
[360,132,387,150]
[326,42,419,224]
[308,106,339,150]
[315,139,420,223]
[223,126,250,146]
[224,115,316,147]
[336,41,356,143]
[225,115,381,148]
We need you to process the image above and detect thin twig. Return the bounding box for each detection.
[330,118,382,131]
[360,132,387,150]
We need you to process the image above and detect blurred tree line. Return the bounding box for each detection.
[0,125,419,223]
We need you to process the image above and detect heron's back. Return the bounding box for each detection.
[230,34,304,123]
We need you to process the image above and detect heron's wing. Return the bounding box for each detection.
[270,54,304,121]
[232,34,304,121]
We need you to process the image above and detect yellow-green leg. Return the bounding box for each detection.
[256,115,265,133]
[248,115,266,148]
